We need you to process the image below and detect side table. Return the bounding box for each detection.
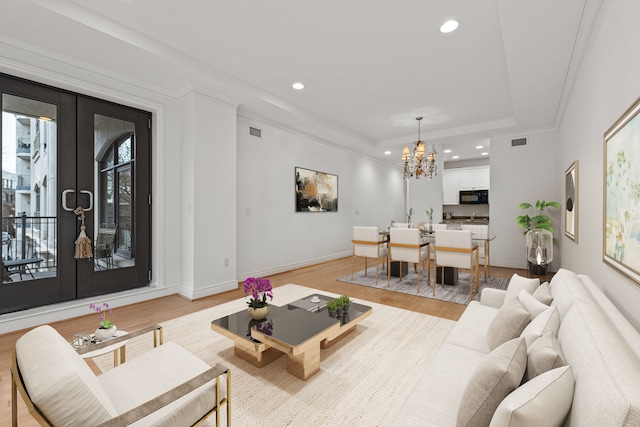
[79,330,129,367]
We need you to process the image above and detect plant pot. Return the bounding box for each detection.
[328,309,337,318]
[336,307,344,317]
[248,306,270,320]
[95,325,117,341]
[343,303,350,312]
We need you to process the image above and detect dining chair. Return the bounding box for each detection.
[461,224,489,281]
[387,228,430,293]
[352,226,388,286]
[434,229,479,301]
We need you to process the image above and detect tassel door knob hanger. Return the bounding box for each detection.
[73,206,93,260]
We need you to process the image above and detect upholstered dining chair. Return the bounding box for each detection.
[352,226,388,286]
[434,229,479,301]
[388,228,430,293]
[461,224,489,282]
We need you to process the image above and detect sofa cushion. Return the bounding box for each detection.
[532,281,553,305]
[457,337,527,427]
[558,302,640,426]
[520,306,560,347]
[504,274,539,302]
[489,366,574,427]
[487,298,531,351]
[16,325,118,426]
[549,268,595,319]
[98,342,225,427]
[517,289,549,318]
[446,301,496,354]
[524,332,565,381]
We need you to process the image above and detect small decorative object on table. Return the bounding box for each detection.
[244,277,273,320]
[340,295,351,312]
[89,301,117,341]
[326,299,338,318]
[426,207,434,233]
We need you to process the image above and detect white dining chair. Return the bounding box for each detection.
[434,230,479,301]
[388,228,430,293]
[352,226,388,286]
[461,224,489,281]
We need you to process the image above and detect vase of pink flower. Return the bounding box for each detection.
[90,301,117,341]
[244,277,273,320]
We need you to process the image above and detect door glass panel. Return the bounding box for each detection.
[2,94,58,282]
[94,114,135,271]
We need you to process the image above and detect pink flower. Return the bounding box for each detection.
[243,277,273,308]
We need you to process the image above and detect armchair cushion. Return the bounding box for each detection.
[98,342,226,427]
[15,325,117,426]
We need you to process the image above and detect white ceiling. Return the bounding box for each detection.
[0,0,600,165]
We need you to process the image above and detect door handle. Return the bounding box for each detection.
[62,189,75,212]
[80,190,93,212]
[62,189,93,212]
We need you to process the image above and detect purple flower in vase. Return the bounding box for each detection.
[243,277,274,309]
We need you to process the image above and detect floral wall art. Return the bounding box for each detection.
[604,97,640,284]
[295,167,338,212]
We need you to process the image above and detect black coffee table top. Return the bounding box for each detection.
[211,294,371,346]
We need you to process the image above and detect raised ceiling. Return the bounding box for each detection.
[0,0,600,165]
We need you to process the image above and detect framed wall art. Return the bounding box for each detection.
[565,160,578,242]
[604,96,640,284]
[295,167,338,212]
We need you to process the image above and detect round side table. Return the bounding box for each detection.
[79,330,129,367]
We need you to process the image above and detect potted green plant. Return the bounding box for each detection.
[335,297,345,317]
[326,299,338,318]
[426,208,434,232]
[407,208,413,226]
[340,295,351,312]
[516,200,560,275]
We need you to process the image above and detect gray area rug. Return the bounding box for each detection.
[93,284,455,426]
[338,267,509,305]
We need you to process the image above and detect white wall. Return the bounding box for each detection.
[489,131,562,270]
[557,0,640,329]
[236,115,405,281]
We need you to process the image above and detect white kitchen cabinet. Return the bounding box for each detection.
[443,170,459,205]
[442,166,490,204]
[458,167,490,190]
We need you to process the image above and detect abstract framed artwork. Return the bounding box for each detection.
[565,160,578,242]
[295,167,338,212]
[604,96,640,285]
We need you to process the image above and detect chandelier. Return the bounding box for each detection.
[402,116,437,180]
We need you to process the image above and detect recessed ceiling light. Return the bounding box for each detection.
[452,155,460,159]
[292,82,305,90]
[440,20,459,34]
[384,151,391,155]
[481,152,489,156]
[444,149,452,153]
[475,145,484,149]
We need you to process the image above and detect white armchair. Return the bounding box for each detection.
[11,324,230,427]
[434,230,479,301]
[352,226,388,286]
[388,228,430,293]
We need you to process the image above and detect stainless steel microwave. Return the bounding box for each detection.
[459,189,489,204]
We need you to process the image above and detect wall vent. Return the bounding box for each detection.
[511,137,527,147]
[249,127,262,138]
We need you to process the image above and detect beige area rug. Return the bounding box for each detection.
[338,268,509,305]
[93,284,456,426]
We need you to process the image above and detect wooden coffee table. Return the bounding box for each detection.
[211,294,372,380]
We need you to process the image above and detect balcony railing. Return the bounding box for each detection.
[2,214,57,269]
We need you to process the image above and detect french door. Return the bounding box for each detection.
[0,74,151,315]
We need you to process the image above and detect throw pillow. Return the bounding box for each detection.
[489,366,574,427]
[524,332,566,381]
[520,306,560,348]
[457,337,528,427]
[487,297,531,350]
[517,289,549,319]
[504,274,540,302]
[532,281,553,305]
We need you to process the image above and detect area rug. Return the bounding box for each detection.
[338,268,509,305]
[93,284,456,426]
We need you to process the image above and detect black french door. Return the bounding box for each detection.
[0,74,151,314]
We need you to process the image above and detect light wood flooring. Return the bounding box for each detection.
[1,257,527,426]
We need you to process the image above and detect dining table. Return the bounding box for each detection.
[380,229,497,282]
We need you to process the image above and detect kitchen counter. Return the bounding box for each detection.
[441,216,489,225]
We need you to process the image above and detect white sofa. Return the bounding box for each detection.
[394,268,640,426]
